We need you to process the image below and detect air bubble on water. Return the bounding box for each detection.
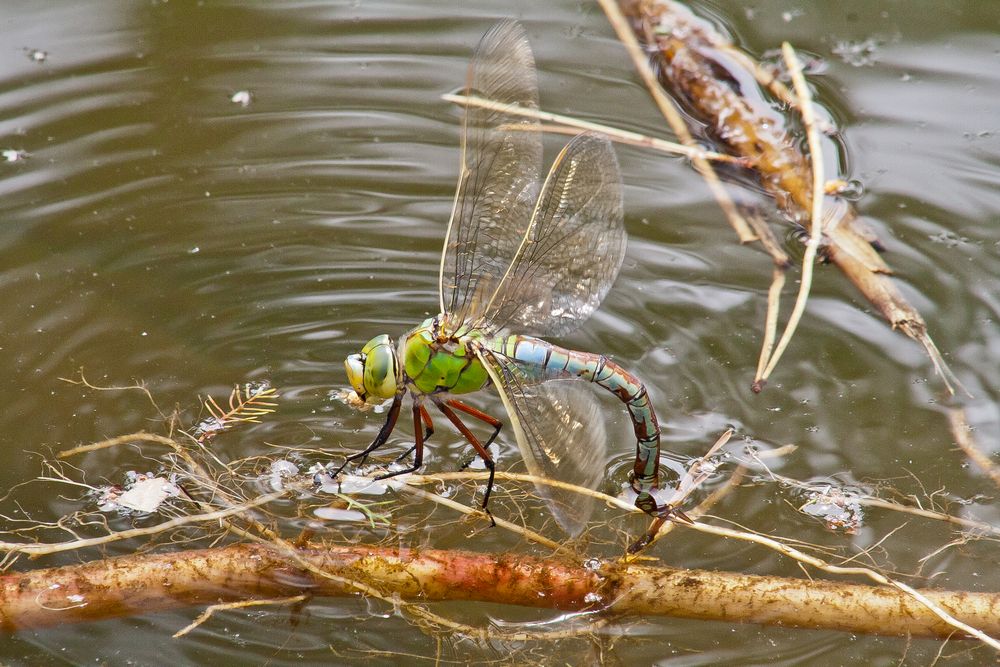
[268,459,299,491]
[231,90,252,107]
[837,179,865,201]
[832,38,881,67]
[798,485,864,534]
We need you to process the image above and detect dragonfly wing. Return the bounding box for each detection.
[483,132,626,338]
[439,20,542,327]
[478,347,608,537]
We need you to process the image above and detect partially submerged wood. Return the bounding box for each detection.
[0,542,997,640]
[613,0,962,394]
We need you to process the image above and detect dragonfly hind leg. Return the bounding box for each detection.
[445,399,503,471]
[447,400,503,447]
[434,398,498,525]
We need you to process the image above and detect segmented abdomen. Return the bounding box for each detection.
[492,335,661,490]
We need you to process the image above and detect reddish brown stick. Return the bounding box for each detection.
[1,542,997,639]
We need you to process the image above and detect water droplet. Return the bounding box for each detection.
[837,179,865,201]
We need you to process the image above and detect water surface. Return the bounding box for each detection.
[0,1,997,664]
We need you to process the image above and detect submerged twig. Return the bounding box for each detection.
[742,208,792,267]
[597,0,756,242]
[755,267,787,383]
[947,408,1000,489]
[173,594,308,638]
[612,0,966,394]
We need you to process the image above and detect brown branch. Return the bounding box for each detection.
[0,542,997,641]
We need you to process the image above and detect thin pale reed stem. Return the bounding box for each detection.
[757,43,826,384]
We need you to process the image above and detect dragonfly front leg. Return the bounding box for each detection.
[434,397,497,523]
[375,401,426,480]
[330,392,404,477]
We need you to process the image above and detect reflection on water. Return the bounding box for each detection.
[0,1,998,663]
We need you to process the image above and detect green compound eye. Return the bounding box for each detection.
[345,335,399,401]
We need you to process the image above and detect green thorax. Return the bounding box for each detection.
[401,317,490,395]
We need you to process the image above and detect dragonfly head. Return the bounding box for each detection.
[344,334,400,402]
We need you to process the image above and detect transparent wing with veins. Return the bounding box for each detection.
[439,20,542,330]
[477,347,608,537]
[481,132,626,338]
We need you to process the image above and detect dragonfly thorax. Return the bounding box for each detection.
[401,318,490,396]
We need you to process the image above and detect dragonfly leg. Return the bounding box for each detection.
[330,392,404,477]
[375,402,425,480]
[446,399,503,470]
[445,399,502,447]
[419,404,434,440]
[393,404,435,463]
[435,398,497,525]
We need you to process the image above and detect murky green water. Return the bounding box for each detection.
[0,1,997,664]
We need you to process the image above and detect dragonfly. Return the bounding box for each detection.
[339,20,677,537]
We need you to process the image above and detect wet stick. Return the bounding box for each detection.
[597,0,757,243]
[2,542,998,643]
[614,0,965,394]
[948,407,1000,488]
[442,93,741,164]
